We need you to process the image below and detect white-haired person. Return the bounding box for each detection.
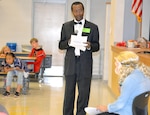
[95,51,150,115]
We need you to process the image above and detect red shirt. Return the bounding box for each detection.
[28,47,46,73]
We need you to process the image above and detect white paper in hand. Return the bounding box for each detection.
[84,107,101,115]
[70,35,87,51]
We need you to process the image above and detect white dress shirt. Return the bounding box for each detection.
[73,19,85,56]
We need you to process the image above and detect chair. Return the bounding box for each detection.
[38,54,52,83]
[132,91,150,115]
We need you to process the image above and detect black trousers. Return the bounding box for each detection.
[63,57,92,115]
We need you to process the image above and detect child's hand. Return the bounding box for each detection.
[15,67,20,70]
[0,54,6,57]
[4,68,11,73]
[27,65,32,69]
[4,67,11,73]
[15,67,23,71]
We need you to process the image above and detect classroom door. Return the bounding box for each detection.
[33,2,65,76]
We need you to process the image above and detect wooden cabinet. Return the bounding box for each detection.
[111,46,150,114]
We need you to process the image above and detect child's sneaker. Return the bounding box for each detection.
[3,91,10,96]
[14,92,20,97]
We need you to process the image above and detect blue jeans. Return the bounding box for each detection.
[97,112,119,115]
[6,70,23,86]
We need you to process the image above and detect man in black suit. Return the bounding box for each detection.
[59,1,100,115]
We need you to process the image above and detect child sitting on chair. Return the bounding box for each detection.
[0,46,11,57]
[0,46,11,72]
[28,38,46,78]
[1,52,27,97]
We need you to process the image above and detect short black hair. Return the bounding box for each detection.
[5,52,16,58]
[71,1,84,11]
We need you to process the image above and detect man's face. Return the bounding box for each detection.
[72,4,84,21]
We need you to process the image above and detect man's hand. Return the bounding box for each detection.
[84,42,91,49]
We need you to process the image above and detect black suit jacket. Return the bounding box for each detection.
[59,20,100,77]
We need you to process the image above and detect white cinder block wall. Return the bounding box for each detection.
[0,0,32,52]
[0,0,108,78]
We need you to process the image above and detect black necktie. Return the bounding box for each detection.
[74,22,82,25]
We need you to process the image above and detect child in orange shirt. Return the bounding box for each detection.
[28,38,46,76]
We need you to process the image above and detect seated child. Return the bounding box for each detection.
[0,46,11,57]
[28,38,46,76]
[1,52,28,97]
[0,46,11,72]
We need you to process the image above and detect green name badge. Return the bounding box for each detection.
[82,28,91,33]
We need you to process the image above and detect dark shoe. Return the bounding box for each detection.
[3,91,10,96]
[14,92,20,97]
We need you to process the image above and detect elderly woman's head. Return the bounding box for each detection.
[114,51,142,85]
[115,51,139,75]
[115,51,139,65]
[115,51,150,85]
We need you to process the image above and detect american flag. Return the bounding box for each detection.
[131,0,142,22]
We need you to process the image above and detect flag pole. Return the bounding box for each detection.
[139,21,142,38]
